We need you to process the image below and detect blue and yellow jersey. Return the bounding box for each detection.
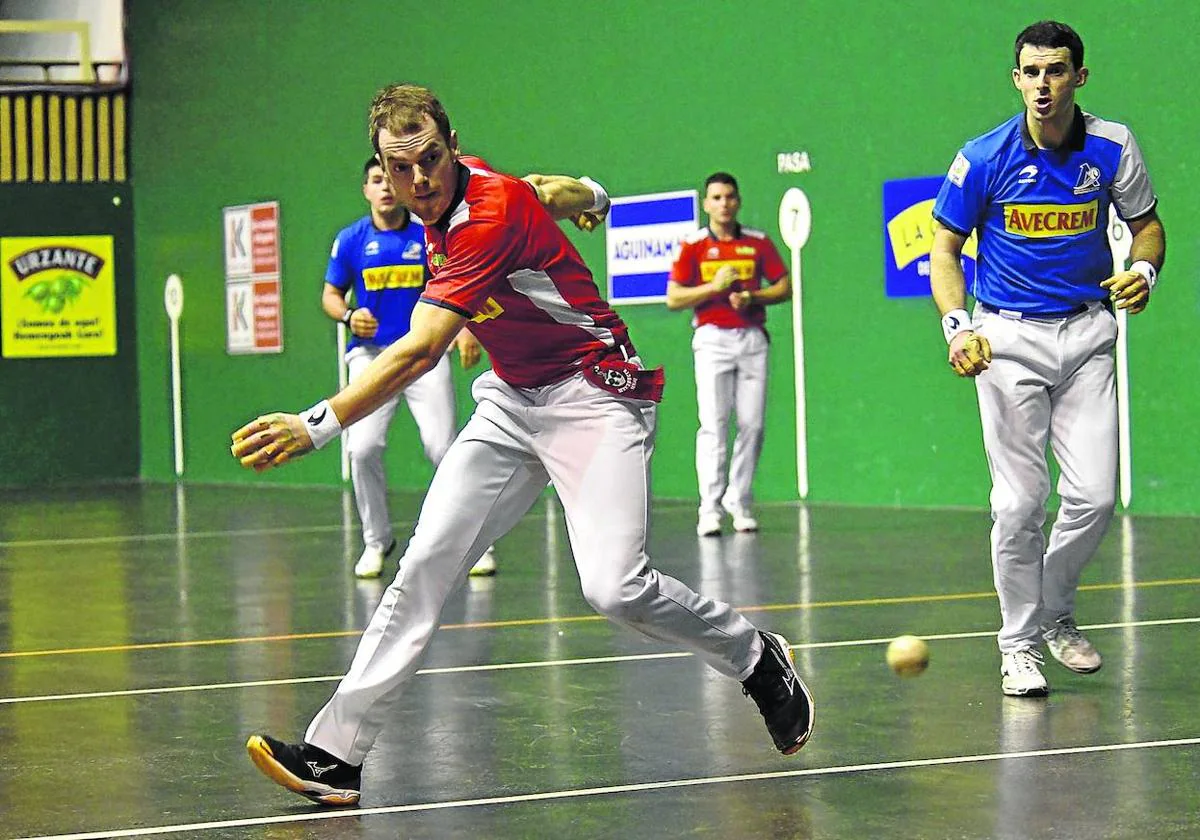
[325,215,427,349]
[934,107,1156,314]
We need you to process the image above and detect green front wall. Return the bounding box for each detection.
[126,1,1200,513]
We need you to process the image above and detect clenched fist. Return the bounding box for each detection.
[948,331,992,377]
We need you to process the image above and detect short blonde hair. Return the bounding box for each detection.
[368,83,452,153]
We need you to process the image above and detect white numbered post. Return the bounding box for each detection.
[336,322,350,482]
[1107,207,1133,508]
[778,188,813,499]
[164,274,185,477]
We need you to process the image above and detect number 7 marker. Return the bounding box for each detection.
[778,188,812,499]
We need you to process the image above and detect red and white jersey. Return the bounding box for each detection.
[420,157,636,388]
[669,226,787,329]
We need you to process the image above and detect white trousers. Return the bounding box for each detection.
[973,303,1118,653]
[345,345,456,551]
[306,370,763,764]
[692,324,769,517]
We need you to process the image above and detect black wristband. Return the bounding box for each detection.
[341,308,355,325]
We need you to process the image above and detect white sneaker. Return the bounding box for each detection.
[731,511,759,532]
[696,513,722,537]
[1042,617,1102,673]
[469,546,497,577]
[353,539,396,579]
[1001,647,1049,697]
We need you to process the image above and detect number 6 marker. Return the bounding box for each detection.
[164,274,185,477]
[1107,207,1133,509]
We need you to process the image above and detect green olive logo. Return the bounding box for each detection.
[24,272,90,313]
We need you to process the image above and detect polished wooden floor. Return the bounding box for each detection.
[0,483,1197,839]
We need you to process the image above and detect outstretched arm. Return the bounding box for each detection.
[231,302,467,471]
[523,173,610,231]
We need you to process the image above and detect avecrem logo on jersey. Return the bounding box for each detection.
[8,246,105,281]
[1003,200,1098,238]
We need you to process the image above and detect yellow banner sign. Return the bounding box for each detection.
[887,198,979,270]
[1,235,118,358]
[1003,200,1098,238]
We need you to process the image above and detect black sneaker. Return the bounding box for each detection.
[246,734,362,806]
[742,631,815,755]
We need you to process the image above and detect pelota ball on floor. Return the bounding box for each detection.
[886,635,929,677]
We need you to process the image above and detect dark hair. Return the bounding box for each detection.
[704,172,739,194]
[362,156,381,183]
[1014,20,1084,70]
[368,83,452,154]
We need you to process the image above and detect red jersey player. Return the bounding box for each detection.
[232,84,814,807]
[667,173,791,538]
[421,153,643,389]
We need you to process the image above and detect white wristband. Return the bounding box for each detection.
[577,176,609,212]
[1129,260,1158,291]
[941,309,973,344]
[299,399,342,451]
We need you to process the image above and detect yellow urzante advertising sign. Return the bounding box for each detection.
[1,235,117,358]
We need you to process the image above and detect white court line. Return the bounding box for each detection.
[12,736,1200,840]
[4,498,1194,550]
[0,508,635,547]
[3,616,1197,706]
[0,523,366,549]
[0,504,594,548]
[0,501,704,549]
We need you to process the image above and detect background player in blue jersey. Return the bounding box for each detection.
[929,21,1165,697]
[323,157,490,579]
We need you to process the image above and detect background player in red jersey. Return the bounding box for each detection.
[231,83,813,807]
[667,173,791,537]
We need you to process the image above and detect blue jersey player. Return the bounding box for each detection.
[323,157,491,578]
[930,21,1165,698]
